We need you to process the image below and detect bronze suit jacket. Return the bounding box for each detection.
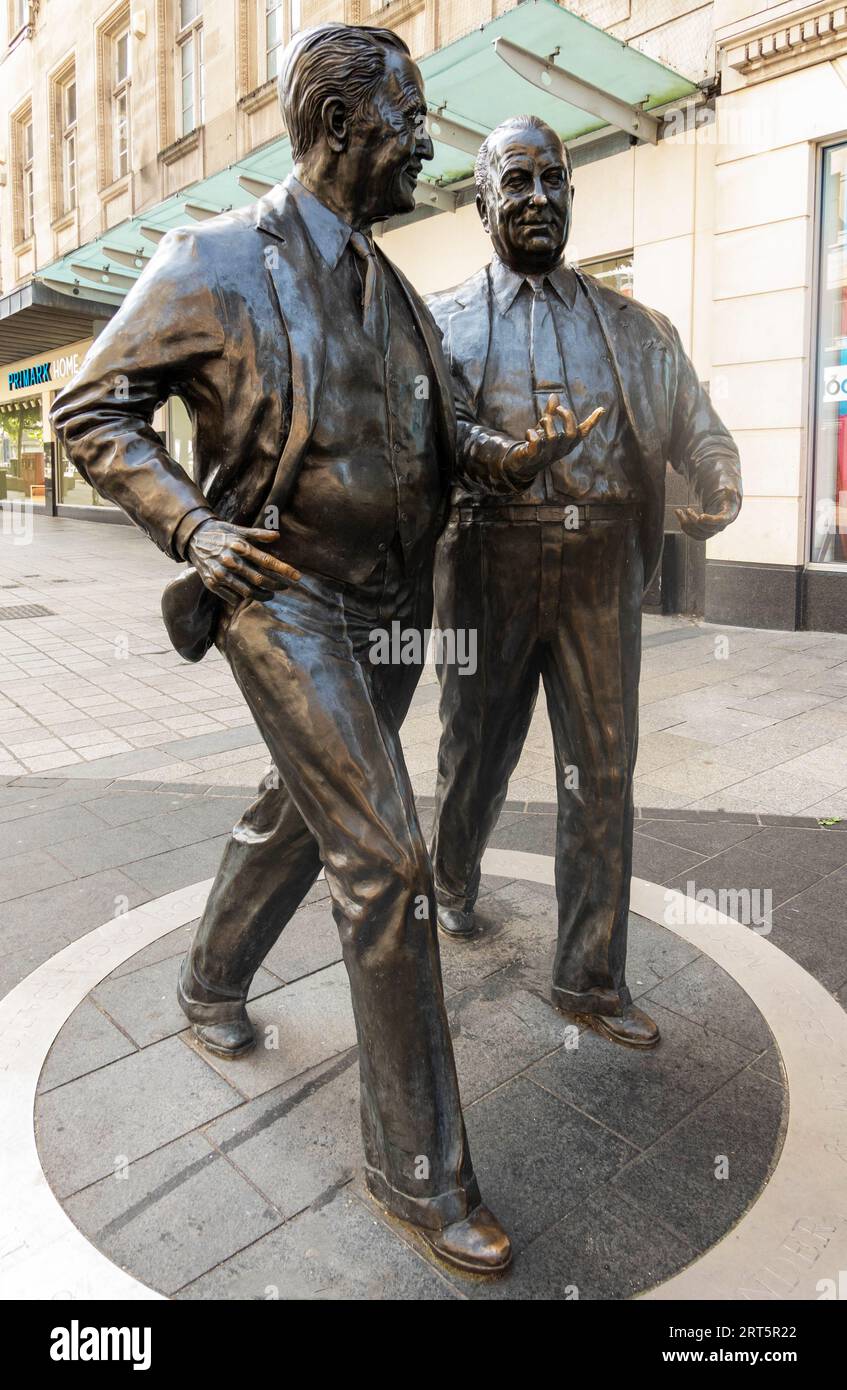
[426,264,742,591]
[50,180,457,660]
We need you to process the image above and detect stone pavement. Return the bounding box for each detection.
[26,789,808,1301]
[2,516,847,816]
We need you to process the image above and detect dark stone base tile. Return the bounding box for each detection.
[750,1046,786,1086]
[664,842,829,911]
[64,1132,281,1296]
[448,972,573,1105]
[636,818,759,856]
[612,1067,786,1251]
[122,836,229,895]
[743,827,847,875]
[201,1050,361,1219]
[642,955,774,1054]
[262,899,343,984]
[488,813,557,855]
[463,1075,636,1250]
[622,914,700,999]
[177,1185,458,1301]
[38,999,137,1093]
[110,923,195,978]
[36,1036,243,1198]
[0,848,74,903]
[186,964,357,1100]
[529,1002,756,1151]
[456,1189,695,1301]
[631,834,706,884]
[439,880,558,996]
[91,955,281,1049]
[768,868,847,991]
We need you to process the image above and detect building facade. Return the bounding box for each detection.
[1,0,846,631]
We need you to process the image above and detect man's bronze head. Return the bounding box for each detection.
[475,116,573,275]
[280,23,432,226]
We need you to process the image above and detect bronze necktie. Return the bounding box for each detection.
[349,230,390,355]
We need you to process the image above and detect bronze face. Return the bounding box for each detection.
[314,48,433,228]
[478,123,572,275]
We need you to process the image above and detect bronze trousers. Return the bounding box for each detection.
[432,507,643,1016]
[181,568,479,1229]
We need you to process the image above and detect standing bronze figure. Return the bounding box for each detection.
[428,116,742,1047]
[51,24,511,1275]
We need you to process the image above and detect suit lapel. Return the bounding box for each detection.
[447,268,491,409]
[379,249,457,466]
[256,184,326,506]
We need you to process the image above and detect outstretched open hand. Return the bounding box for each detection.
[674,488,741,541]
[509,393,604,483]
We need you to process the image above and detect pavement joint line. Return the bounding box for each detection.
[0,850,844,1299]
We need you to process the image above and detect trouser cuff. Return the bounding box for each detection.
[435,887,477,915]
[365,1166,482,1231]
[177,957,248,1025]
[552,982,633,1017]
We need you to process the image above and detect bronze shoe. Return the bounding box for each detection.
[191,1018,256,1059]
[419,1204,512,1276]
[437,904,478,939]
[582,1004,660,1050]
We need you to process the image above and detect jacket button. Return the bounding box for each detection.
[378,542,387,552]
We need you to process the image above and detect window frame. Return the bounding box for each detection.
[176,0,204,139]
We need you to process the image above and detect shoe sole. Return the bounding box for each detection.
[418,1231,513,1278]
[190,1025,256,1060]
[437,924,480,942]
[585,1014,661,1050]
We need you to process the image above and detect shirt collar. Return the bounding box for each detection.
[490,254,578,314]
[288,175,354,269]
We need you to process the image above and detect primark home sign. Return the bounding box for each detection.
[7,351,80,392]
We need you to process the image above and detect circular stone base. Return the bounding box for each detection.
[35,878,786,1301]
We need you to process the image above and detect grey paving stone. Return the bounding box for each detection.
[457,1188,694,1301]
[750,1046,786,1085]
[110,923,195,978]
[0,847,74,902]
[462,1075,636,1249]
[50,822,176,876]
[623,915,701,998]
[768,868,847,990]
[488,812,556,855]
[664,841,830,912]
[188,964,357,1100]
[64,1132,281,1296]
[262,899,342,983]
[36,1036,243,1198]
[38,999,137,1093]
[529,1003,755,1150]
[0,801,106,859]
[154,725,262,760]
[92,956,281,1048]
[631,833,707,884]
[203,1050,361,1219]
[741,826,847,875]
[122,836,229,895]
[642,955,774,1055]
[152,797,246,850]
[612,1067,786,1250]
[635,818,760,856]
[0,867,150,981]
[56,748,178,780]
[447,973,573,1104]
[85,789,193,827]
[177,1184,457,1301]
[439,879,559,996]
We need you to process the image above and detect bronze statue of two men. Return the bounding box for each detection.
[52,22,741,1278]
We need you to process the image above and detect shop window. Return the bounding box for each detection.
[0,396,46,507]
[812,142,847,565]
[577,251,633,298]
